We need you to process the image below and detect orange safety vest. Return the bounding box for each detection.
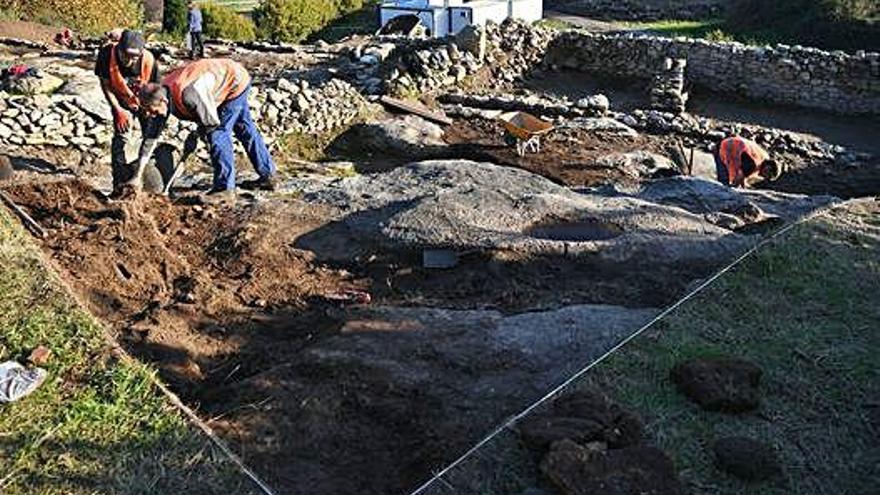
[163,59,251,121]
[108,43,155,110]
[718,137,769,185]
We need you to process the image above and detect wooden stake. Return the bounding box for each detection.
[0,190,46,238]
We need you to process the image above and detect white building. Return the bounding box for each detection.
[379,0,543,38]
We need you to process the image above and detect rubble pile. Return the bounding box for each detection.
[255,77,371,136]
[440,90,608,119]
[382,20,557,96]
[482,20,557,83]
[0,74,371,157]
[650,58,688,114]
[615,109,847,161]
[0,91,112,151]
[382,37,483,95]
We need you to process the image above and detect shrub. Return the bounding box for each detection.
[727,0,879,51]
[0,0,143,34]
[705,29,735,43]
[201,2,257,41]
[163,0,188,34]
[253,0,339,42]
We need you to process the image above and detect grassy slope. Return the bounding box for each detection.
[423,200,880,494]
[0,206,257,495]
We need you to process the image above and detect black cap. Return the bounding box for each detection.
[118,30,145,55]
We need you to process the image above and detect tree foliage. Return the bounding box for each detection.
[163,0,188,34]
[201,2,257,41]
[0,0,143,34]
[253,0,367,43]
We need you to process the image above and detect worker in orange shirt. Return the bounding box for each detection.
[134,59,276,197]
[714,136,781,188]
[94,29,160,195]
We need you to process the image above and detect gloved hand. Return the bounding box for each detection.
[112,107,131,134]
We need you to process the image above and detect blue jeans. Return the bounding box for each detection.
[208,85,275,191]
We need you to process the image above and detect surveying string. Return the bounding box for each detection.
[409,205,831,495]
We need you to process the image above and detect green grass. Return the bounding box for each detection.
[625,18,736,41]
[422,201,880,494]
[536,18,576,31]
[0,207,257,494]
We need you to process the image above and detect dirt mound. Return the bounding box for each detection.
[519,389,644,450]
[541,439,682,495]
[670,357,763,413]
[2,179,355,390]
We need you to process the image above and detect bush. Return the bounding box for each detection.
[0,0,143,34]
[163,0,188,34]
[201,2,257,41]
[253,0,339,42]
[727,0,879,51]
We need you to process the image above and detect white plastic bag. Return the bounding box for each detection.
[0,361,47,403]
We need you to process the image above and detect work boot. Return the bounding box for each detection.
[203,188,236,206]
[241,175,277,192]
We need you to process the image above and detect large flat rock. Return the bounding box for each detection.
[299,160,770,265]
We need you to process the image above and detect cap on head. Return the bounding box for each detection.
[118,30,145,55]
[761,159,782,181]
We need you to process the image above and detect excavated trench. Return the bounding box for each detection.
[3,89,878,494]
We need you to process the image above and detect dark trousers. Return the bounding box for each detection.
[713,148,730,186]
[208,85,276,191]
[190,31,204,59]
[110,111,147,190]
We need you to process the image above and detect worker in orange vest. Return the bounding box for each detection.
[94,29,161,195]
[134,59,276,196]
[714,136,781,188]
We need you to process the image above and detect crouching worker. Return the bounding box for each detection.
[94,29,160,196]
[714,136,781,188]
[134,58,276,196]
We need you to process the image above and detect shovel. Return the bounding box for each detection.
[163,130,202,195]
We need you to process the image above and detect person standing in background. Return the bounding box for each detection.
[187,2,204,59]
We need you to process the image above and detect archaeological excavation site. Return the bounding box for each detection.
[0,2,878,494]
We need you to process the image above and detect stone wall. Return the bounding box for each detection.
[544,31,880,115]
[0,74,370,155]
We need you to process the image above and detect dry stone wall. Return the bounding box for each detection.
[544,31,880,115]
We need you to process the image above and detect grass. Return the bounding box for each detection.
[0,206,257,494]
[624,18,743,42]
[420,200,880,494]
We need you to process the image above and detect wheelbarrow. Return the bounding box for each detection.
[498,111,555,156]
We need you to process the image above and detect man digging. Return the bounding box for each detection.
[94,29,163,197]
[134,58,277,199]
[714,135,781,188]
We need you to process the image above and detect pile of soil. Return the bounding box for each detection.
[2,179,355,391]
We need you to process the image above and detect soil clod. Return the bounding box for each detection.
[670,357,763,412]
[519,389,644,450]
[712,436,782,481]
[541,439,682,495]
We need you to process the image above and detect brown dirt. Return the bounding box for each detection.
[670,357,763,413]
[2,179,356,391]
[540,439,683,495]
[0,20,61,45]
[2,177,709,495]
[443,117,677,187]
[519,389,644,451]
